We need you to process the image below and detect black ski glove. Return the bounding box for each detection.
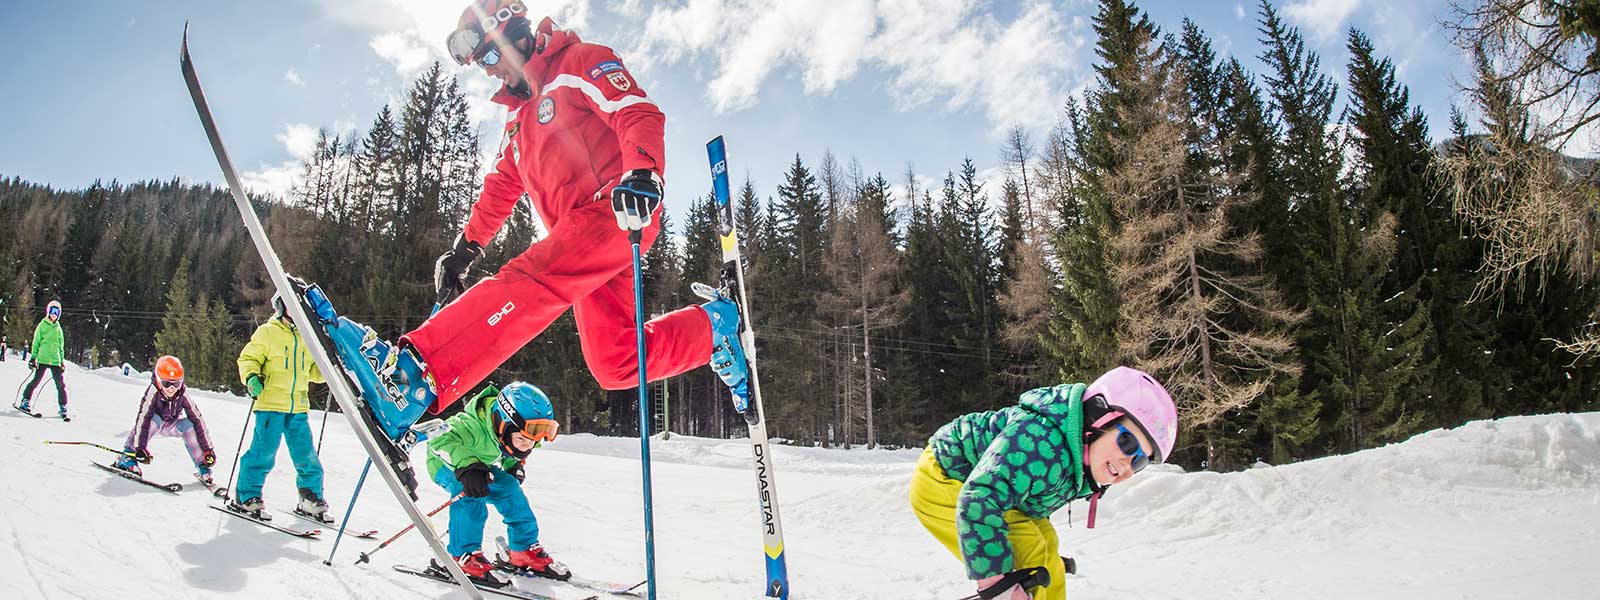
[610,169,663,231]
[508,461,526,483]
[434,234,484,306]
[134,449,154,464]
[455,462,492,498]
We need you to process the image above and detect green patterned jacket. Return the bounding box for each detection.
[928,383,1094,579]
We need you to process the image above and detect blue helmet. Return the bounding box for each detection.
[492,382,556,455]
[494,382,554,425]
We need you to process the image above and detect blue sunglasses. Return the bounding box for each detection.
[1115,424,1151,473]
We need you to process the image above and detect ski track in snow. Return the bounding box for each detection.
[0,356,1596,599]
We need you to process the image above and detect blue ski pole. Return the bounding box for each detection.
[324,458,372,566]
[630,229,658,600]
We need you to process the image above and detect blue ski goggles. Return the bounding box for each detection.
[46,306,61,319]
[1115,424,1152,473]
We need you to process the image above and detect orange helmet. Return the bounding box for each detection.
[446,0,533,66]
[155,355,185,382]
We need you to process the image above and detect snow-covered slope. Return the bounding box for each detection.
[0,357,1595,599]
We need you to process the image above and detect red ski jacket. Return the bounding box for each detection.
[463,18,666,246]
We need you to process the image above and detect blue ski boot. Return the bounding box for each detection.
[113,454,142,476]
[696,284,752,413]
[292,280,430,497]
[301,284,434,441]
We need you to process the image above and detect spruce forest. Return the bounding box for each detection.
[2,0,1596,471]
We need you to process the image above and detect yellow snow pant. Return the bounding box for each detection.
[910,448,1065,600]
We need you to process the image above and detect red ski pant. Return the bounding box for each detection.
[403,200,712,411]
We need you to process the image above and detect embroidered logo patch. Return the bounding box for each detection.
[537,97,556,124]
[607,71,632,92]
[587,60,625,80]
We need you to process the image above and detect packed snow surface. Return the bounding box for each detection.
[0,357,1596,599]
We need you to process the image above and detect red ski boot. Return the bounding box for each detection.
[506,544,571,581]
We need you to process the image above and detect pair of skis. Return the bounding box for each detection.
[394,535,643,600]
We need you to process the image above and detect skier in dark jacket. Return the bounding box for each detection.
[112,355,217,486]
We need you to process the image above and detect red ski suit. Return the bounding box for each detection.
[402,19,711,410]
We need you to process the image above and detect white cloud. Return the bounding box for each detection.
[370,30,435,78]
[1235,2,1247,20]
[1283,0,1362,44]
[241,162,301,200]
[276,123,321,162]
[284,68,306,86]
[637,0,1088,134]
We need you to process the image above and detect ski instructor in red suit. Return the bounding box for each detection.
[349,0,751,439]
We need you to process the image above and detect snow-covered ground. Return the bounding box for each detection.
[0,357,1596,599]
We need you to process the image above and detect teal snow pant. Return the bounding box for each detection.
[432,464,540,556]
[235,411,323,502]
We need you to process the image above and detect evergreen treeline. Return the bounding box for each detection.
[2,1,1596,469]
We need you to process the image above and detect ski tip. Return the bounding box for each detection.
[180,21,190,58]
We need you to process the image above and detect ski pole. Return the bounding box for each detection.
[355,493,462,565]
[215,394,259,501]
[629,228,658,600]
[43,440,136,457]
[13,361,37,409]
[325,458,372,566]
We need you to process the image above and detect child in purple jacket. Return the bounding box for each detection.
[113,355,217,486]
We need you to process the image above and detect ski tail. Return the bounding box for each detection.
[706,135,790,600]
[180,25,482,599]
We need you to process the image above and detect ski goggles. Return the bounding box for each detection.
[446,27,491,66]
[158,378,183,391]
[516,418,560,444]
[47,306,61,319]
[1115,424,1152,473]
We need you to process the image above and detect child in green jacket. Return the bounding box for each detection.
[425,381,570,585]
[911,366,1178,600]
[17,301,68,418]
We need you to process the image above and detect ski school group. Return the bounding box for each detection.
[14,1,1182,599]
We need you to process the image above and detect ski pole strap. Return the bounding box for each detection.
[969,566,1051,600]
[44,441,134,457]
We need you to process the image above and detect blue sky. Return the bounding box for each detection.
[0,0,1464,221]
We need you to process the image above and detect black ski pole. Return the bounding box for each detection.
[215,395,258,501]
[43,440,137,457]
[13,361,37,409]
[953,566,1051,600]
[355,493,462,565]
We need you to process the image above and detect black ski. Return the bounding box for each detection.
[281,509,378,539]
[209,503,321,539]
[12,401,41,418]
[394,564,593,600]
[492,536,643,597]
[92,461,182,493]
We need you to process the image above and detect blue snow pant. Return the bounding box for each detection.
[432,464,540,557]
[235,411,323,502]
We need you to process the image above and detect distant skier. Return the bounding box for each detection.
[304,0,749,447]
[424,381,568,584]
[911,366,1179,600]
[229,297,331,522]
[1,335,8,362]
[18,301,69,419]
[112,355,217,487]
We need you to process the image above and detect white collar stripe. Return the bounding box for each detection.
[540,74,654,114]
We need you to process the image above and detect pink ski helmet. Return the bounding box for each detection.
[1086,366,1177,463]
